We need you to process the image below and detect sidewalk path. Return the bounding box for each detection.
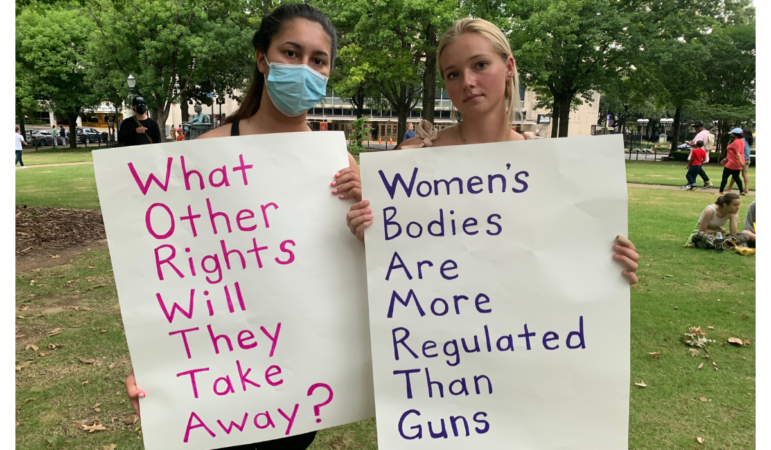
[16,161,94,169]
[627,183,756,196]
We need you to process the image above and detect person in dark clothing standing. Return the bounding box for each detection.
[118,96,161,146]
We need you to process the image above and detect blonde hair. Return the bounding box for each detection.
[437,18,522,126]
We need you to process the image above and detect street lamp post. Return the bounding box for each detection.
[127,74,136,102]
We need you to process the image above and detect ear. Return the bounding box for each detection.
[506,56,516,80]
[255,49,268,75]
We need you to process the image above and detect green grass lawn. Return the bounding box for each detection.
[15,172,755,448]
[21,148,96,166]
[626,160,756,191]
[16,164,100,210]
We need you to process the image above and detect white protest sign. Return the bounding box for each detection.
[360,135,630,449]
[93,132,374,450]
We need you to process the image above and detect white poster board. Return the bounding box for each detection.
[360,135,630,449]
[93,132,374,450]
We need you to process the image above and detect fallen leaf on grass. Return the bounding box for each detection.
[29,280,36,286]
[648,352,661,359]
[25,344,38,352]
[698,362,704,370]
[712,362,719,371]
[728,338,750,347]
[47,344,59,350]
[697,436,705,444]
[124,415,139,425]
[16,361,32,372]
[82,381,89,386]
[104,445,117,450]
[19,306,28,311]
[50,255,60,259]
[700,397,710,402]
[78,358,96,364]
[75,419,106,433]
[48,328,61,337]
[635,381,647,388]
[689,349,700,356]
[708,326,714,330]
[15,334,25,339]
[17,315,25,319]
[666,274,673,277]
[38,352,46,357]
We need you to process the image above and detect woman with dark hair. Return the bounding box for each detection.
[123,5,355,449]
[719,128,746,196]
[686,193,749,249]
[726,129,752,194]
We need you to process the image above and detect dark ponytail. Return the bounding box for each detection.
[226,4,337,124]
[743,129,753,147]
[715,192,740,207]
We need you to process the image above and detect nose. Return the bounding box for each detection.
[462,69,477,90]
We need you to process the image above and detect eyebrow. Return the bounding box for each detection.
[443,53,490,72]
[281,41,330,58]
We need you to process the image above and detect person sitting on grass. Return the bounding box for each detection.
[741,201,755,248]
[686,193,749,249]
[681,140,707,191]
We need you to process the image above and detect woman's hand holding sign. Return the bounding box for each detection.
[332,167,362,202]
[613,235,639,285]
[125,370,146,418]
[346,200,373,241]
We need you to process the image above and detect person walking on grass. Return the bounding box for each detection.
[686,193,749,249]
[15,127,28,168]
[682,140,707,191]
[118,96,161,147]
[718,128,746,196]
[684,120,713,188]
[726,129,752,194]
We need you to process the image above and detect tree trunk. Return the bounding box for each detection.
[397,110,408,148]
[68,114,78,149]
[558,95,572,137]
[550,97,560,138]
[152,106,170,142]
[670,106,682,152]
[181,92,190,124]
[421,24,437,124]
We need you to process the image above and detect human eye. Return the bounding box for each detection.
[476,61,489,70]
[285,50,297,58]
[446,71,458,80]
[313,57,325,66]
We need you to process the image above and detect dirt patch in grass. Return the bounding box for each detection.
[15,206,106,265]
[15,240,108,273]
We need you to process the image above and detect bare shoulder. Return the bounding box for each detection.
[196,124,233,140]
[511,130,526,141]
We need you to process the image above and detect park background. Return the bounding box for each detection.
[9,0,763,449]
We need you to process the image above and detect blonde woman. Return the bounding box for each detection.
[342,18,640,285]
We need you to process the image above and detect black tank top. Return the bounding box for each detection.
[231,119,240,136]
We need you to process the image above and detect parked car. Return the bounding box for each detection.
[68,127,103,144]
[27,129,68,146]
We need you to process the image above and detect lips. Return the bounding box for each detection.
[464,93,483,102]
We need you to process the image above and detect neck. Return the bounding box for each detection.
[459,106,510,144]
[247,89,309,133]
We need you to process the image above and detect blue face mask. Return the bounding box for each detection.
[265,58,328,117]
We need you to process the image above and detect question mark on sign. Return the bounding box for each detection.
[307,383,334,423]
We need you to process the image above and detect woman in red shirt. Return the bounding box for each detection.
[719,128,746,195]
